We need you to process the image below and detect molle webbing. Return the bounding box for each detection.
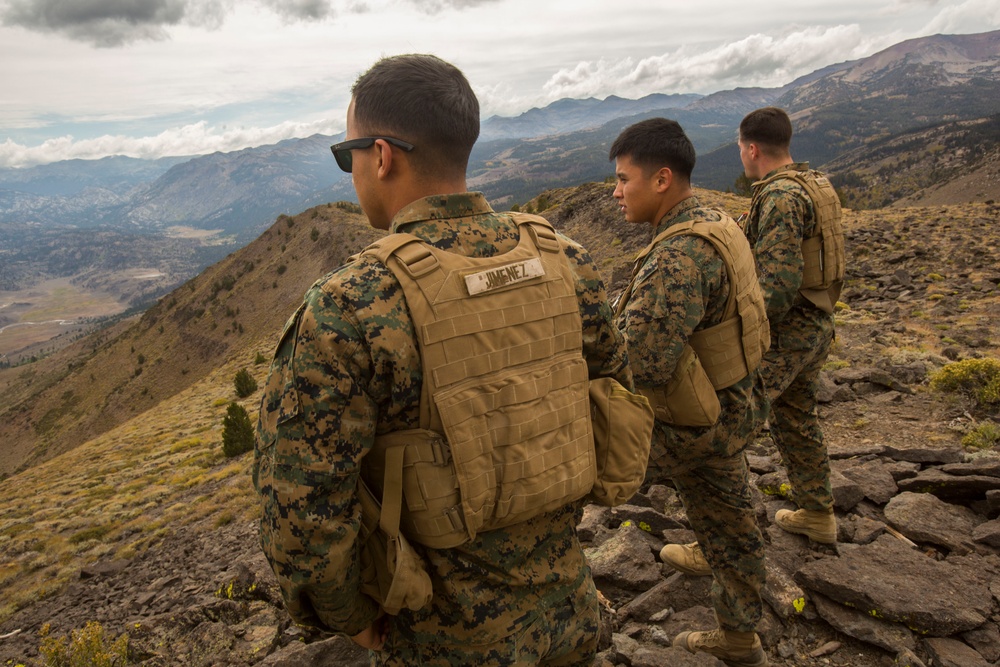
[757,168,845,313]
[362,215,595,549]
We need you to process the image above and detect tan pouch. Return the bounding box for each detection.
[640,345,721,427]
[357,471,433,616]
[587,377,653,506]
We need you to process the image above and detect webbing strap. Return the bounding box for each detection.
[379,445,406,538]
[513,214,561,252]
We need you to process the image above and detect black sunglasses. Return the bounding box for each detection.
[330,136,415,173]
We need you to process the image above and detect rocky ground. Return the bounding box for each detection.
[3,343,998,667]
[1,202,999,666]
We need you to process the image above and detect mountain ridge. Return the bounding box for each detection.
[3,29,1000,374]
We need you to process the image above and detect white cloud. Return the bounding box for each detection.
[541,24,897,100]
[921,0,1000,34]
[0,118,342,168]
[2,0,999,167]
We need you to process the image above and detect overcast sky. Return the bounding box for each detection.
[1,0,998,168]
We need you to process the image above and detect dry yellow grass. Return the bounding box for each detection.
[0,356,261,624]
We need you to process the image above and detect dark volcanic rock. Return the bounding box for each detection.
[882,445,963,465]
[923,636,991,667]
[896,469,1000,501]
[586,523,662,594]
[973,518,1000,547]
[793,535,992,635]
[837,459,899,505]
[884,491,983,553]
[811,593,915,652]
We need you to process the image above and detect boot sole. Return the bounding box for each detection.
[673,631,769,667]
[774,512,836,544]
[664,561,712,576]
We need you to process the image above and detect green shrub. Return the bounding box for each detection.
[254,351,268,365]
[963,421,1000,450]
[69,525,112,544]
[930,358,1000,413]
[222,403,254,458]
[39,621,128,667]
[233,368,258,398]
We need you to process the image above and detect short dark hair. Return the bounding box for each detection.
[608,118,695,180]
[739,107,792,154]
[351,54,480,175]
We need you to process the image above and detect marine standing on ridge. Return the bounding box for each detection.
[253,53,634,666]
[737,106,846,544]
[611,117,770,667]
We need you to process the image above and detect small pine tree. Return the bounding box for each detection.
[222,402,255,458]
[234,368,258,398]
[733,173,754,197]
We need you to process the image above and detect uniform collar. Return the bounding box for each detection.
[653,196,701,236]
[390,192,494,233]
[759,162,810,183]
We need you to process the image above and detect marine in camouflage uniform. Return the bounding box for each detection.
[609,119,766,656]
[739,107,838,534]
[615,196,766,635]
[254,54,632,667]
[744,163,835,515]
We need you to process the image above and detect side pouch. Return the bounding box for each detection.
[640,345,722,427]
[357,478,433,616]
[587,377,653,507]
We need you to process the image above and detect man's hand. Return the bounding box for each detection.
[350,615,389,650]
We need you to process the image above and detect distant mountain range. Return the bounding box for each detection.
[2,29,1000,296]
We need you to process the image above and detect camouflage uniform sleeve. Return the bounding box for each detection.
[616,237,716,387]
[752,185,809,323]
[253,283,380,636]
[560,234,633,390]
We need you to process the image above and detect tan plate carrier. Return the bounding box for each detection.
[617,215,769,426]
[360,215,598,550]
[754,168,845,313]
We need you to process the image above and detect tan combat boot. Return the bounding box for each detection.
[774,508,836,544]
[673,628,768,667]
[659,541,711,576]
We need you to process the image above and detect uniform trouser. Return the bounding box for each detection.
[671,449,765,633]
[761,322,835,512]
[373,572,599,667]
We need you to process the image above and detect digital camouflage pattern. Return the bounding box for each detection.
[615,196,765,633]
[745,162,836,513]
[253,192,632,664]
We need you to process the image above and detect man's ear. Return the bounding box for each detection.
[374,138,394,180]
[655,167,673,193]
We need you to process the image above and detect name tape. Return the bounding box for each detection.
[464,258,545,295]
